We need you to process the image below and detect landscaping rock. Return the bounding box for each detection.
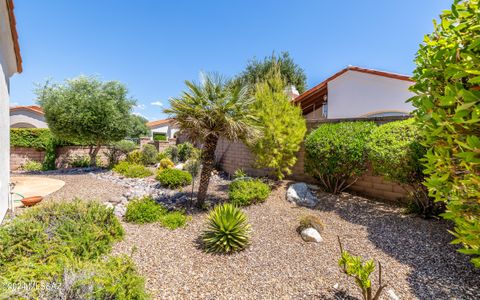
[174,163,185,170]
[287,182,319,208]
[300,228,323,243]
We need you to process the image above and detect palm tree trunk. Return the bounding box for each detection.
[196,135,218,208]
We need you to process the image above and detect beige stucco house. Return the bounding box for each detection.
[293,66,415,120]
[10,105,47,128]
[1,0,22,221]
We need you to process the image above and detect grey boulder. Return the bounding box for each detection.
[287,182,319,208]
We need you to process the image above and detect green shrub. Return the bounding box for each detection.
[228,179,270,206]
[106,140,137,167]
[0,201,124,281]
[305,121,375,194]
[160,211,188,230]
[21,159,43,171]
[409,0,480,267]
[233,168,247,179]
[367,119,442,217]
[178,142,194,162]
[10,128,53,149]
[153,133,167,141]
[202,203,251,254]
[70,154,91,168]
[141,144,158,165]
[297,215,324,233]
[157,151,168,162]
[113,161,153,178]
[127,149,143,164]
[164,145,179,163]
[125,196,167,224]
[156,168,192,189]
[158,158,175,171]
[0,200,148,299]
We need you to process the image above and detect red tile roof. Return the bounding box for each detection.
[6,0,22,73]
[293,66,413,105]
[10,105,44,114]
[146,119,171,128]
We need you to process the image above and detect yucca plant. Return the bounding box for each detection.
[202,203,251,254]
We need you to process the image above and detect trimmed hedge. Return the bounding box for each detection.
[229,179,270,206]
[156,168,192,189]
[113,161,153,178]
[304,121,376,194]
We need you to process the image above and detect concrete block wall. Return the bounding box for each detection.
[10,147,45,170]
[55,146,110,168]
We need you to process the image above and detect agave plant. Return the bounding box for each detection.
[202,203,251,254]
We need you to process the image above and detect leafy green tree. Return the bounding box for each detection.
[36,76,136,166]
[233,52,307,94]
[165,73,258,208]
[409,0,480,267]
[127,115,150,140]
[249,65,306,179]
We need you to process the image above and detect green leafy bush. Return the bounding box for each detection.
[202,203,251,254]
[160,211,188,230]
[409,0,480,267]
[10,128,53,149]
[305,121,375,194]
[153,133,167,141]
[127,149,143,164]
[228,179,270,206]
[0,200,148,299]
[158,158,175,171]
[233,168,248,179]
[338,237,386,300]
[141,144,158,165]
[367,119,442,217]
[125,196,167,224]
[113,161,153,178]
[178,142,194,162]
[164,145,179,163]
[70,155,91,168]
[21,159,43,172]
[297,215,324,233]
[156,168,192,189]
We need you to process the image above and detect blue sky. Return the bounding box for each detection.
[10,0,451,121]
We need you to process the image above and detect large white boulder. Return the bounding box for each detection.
[300,228,323,243]
[287,182,319,208]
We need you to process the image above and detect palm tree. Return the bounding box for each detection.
[165,73,258,208]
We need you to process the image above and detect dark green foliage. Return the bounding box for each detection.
[338,237,386,300]
[127,114,150,141]
[106,139,138,167]
[36,76,136,166]
[305,122,376,194]
[125,197,188,229]
[156,168,192,189]
[10,128,52,149]
[178,142,194,162]
[409,0,480,267]
[234,52,307,94]
[249,64,306,179]
[113,161,153,178]
[0,201,148,299]
[367,119,442,217]
[153,133,167,141]
[141,144,158,165]
[202,203,251,254]
[228,179,271,206]
[125,197,167,224]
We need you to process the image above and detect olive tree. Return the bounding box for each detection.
[36,76,136,166]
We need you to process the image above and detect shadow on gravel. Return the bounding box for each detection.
[315,192,480,299]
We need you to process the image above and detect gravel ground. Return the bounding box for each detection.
[14,172,480,299]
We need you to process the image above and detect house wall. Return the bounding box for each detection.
[150,124,179,139]
[326,71,415,119]
[10,109,47,128]
[0,0,18,221]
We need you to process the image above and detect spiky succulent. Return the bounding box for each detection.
[202,203,251,254]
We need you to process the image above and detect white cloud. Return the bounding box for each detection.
[135,104,146,110]
[132,112,151,121]
[150,101,163,107]
[10,102,19,107]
